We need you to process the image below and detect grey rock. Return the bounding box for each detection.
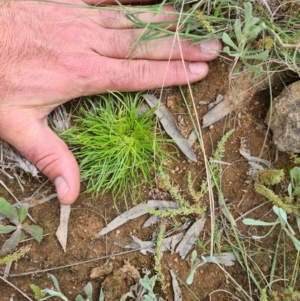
[266,80,300,153]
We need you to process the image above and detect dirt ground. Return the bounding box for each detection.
[1,60,299,301]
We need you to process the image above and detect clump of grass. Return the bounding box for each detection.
[61,92,171,202]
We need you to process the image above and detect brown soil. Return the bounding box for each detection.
[1,60,299,301]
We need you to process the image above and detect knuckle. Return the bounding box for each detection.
[135,60,152,85]
[107,60,152,89]
[30,149,60,176]
[99,9,124,28]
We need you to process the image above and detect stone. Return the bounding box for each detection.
[266,80,300,153]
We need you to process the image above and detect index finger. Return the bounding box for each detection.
[82,4,179,30]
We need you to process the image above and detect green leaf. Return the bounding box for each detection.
[99,287,105,301]
[0,227,21,255]
[292,187,300,197]
[244,62,263,74]
[84,282,93,300]
[30,284,45,299]
[120,291,135,301]
[18,206,28,224]
[243,218,278,226]
[273,206,288,229]
[252,224,278,240]
[0,197,19,225]
[243,50,269,60]
[296,215,300,231]
[222,33,239,51]
[244,2,253,27]
[285,229,300,251]
[22,225,43,242]
[40,289,68,301]
[234,19,242,43]
[288,183,293,198]
[144,295,157,301]
[75,295,85,301]
[0,224,17,234]
[291,166,300,188]
[191,249,197,265]
[20,230,26,241]
[140,275,154,293]
[202,256,217,263]
[49,274,62,293]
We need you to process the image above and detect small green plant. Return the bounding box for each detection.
[0,246,30,265]
[186,250,237,285]
[61,92,170,202]
[121,271,165,301]
[222,2,269,74]
[243,205,300,251]
[146,170,207,220]
[254,167,300,214]
[31,274,104,301]
[147,129,233,220]
[30,284,45,300]
[186,250,206,285]
[255,169,285,186]
[209,129,234,188]
[0,245,30,265]
[0,197,43,255]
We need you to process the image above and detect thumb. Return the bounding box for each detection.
[2,118,80,205]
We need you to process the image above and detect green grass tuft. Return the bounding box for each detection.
[61,92,171,202]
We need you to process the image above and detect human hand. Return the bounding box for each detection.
[0,0,221,205]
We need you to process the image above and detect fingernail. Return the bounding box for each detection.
[54,176,69,201]
[199,40,220,55]
[189,62,206,75]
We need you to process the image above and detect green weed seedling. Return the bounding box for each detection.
[243,205,300,251]
[31,274,104,301]
[75,282,104,301]
[186,250,206,285]
[146,170,207,222]
[222,2,269,74]
[0,246,30,265]
[121,272,165,301]
[187,250,237,285]
[255,167,300,214]
[0,197,43,255]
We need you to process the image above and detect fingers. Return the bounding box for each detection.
[84,5,178,30]
[0,115,80,205]
[82,54,210,94]
[82,0,154,6]
[90,29,221,61]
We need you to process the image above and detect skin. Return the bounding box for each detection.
[0,0,221,205]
